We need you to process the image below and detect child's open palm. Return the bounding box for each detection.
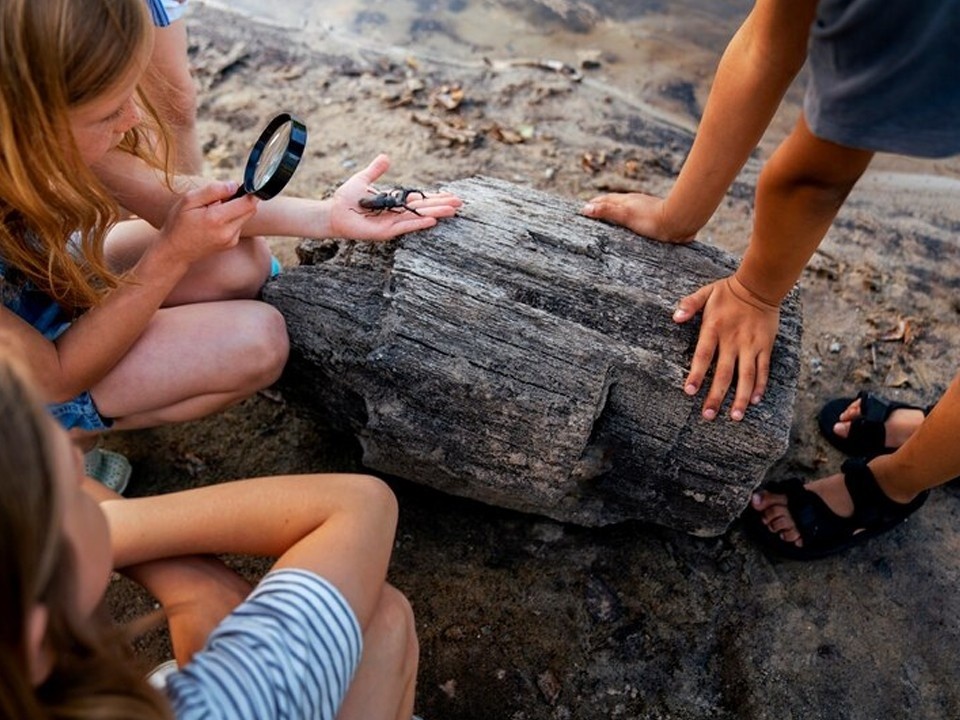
[328,154,462,241]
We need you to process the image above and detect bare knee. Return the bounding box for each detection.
[211,238,274,299]
[233,303,289,390]
[365,584,419,677]
[343,474,399,532]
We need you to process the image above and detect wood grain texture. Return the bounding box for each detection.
[264,176,802,535]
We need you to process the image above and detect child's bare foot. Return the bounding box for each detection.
[751,473,853,548]
[818,392,930,458]
[833,396,924,450]
[746,459,927,559]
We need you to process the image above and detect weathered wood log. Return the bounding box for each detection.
[263,176,802,535]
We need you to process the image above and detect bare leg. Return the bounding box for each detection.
[90,299,287,429]
[337,585,419,720]
[91,218,287,428]
[143,20,203,173]
[105,219,273,305]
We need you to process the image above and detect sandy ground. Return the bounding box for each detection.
[105,5,960,719]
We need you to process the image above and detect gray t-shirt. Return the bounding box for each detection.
[804,0,960,157]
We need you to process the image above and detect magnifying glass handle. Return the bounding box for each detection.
[229,185,249,201]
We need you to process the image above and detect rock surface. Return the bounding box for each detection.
[105,5,960,719]
[265,176,802,534]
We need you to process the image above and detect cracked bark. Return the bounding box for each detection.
[263,176,802,535]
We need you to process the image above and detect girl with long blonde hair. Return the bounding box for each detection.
[0,0,460,490]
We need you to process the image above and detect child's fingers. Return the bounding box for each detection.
[218,193,259,223]
[406,192,464,209]
[751,351,771,406]
[183,181,242,208]
[407,205,459,219]
[700,345,734,421]
[673,284,711,324]
[683,326,716,401]
[355,154,391,185]
[730,355,757,421]
[382,216,439,237]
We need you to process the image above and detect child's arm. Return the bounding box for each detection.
[120,555,253,665]
[94,151,462,243]
[2,183,257,403]
[84,479,252,665]
[662,0,818,235]
[677,115,875,420]
[583,0,819,241]
[103,473,397,627]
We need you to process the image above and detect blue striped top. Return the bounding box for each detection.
[165,569,363,720]
[145,0,172,27]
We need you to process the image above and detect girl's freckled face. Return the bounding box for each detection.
[66,70,144,167]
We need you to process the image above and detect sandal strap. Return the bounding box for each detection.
[765,462,927,555]
[765,478,856,548]
[841,457,927,526]
[848,391,924,455]
[842,391,889,455]
[841,457,893,525]
[856,390,894,424]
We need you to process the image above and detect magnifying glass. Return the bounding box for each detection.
[230,112,307,200]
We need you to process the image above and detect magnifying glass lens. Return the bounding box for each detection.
[232,112,307,201]
[253,123,292,190]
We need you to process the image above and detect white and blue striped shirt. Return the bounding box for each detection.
[145,0,171,26]
[165,569,363,720]
[145,0,188,27]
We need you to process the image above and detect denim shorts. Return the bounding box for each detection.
[1,260,113,432]
[48,391,113,432]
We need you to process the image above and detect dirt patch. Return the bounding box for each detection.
[106,5,960,719]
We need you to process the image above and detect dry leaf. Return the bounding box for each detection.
[879,318,907,342]
[851,367,873,384]
[877,316,918,346]
[537,669,562,705]
[883,366,911,388]
[581,151,607,173]
[411,112,478,145]
[430,84,465,111]
[489,125,524,144]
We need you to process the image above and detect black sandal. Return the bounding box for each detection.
[818,391,932,459]
[744,458,928,561]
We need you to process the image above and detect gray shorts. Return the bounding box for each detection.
[804,0,960,158]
